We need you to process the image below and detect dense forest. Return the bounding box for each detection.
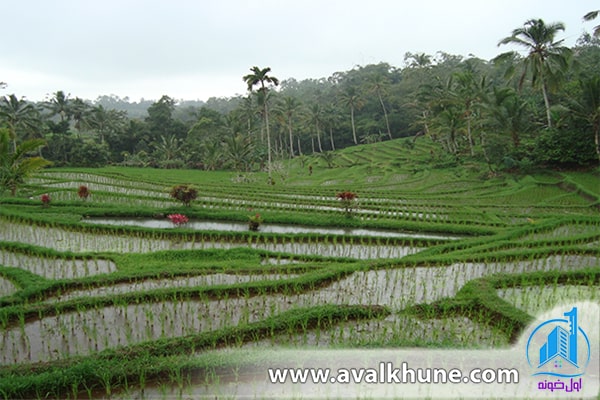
[1,18,600,179]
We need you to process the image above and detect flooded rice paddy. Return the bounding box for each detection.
[1,255,596,365]
[497,284,600,316]
[0,277,18,298]
[84,217,461,240]
[43,273,297,303]
[0,249,116,279]
[0,220,423,259]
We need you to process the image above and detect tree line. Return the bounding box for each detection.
[1,17,599,184]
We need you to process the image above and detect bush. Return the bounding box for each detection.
[169,184,198,207]
[78,185,91,200]
[533,127,596,166]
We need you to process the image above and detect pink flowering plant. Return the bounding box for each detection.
[40,193,51,207]
[167,213,189,227]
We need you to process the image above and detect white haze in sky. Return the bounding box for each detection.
[1,0,598,102]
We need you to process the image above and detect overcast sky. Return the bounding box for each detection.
[2,0,598,103]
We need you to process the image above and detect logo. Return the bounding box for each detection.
[525,307,591,392]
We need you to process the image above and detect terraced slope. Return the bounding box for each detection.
[0,137,598,398]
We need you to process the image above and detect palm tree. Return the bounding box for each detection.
[0,128,51,196]
[86,105,127,143]
[497,19,571,128]
[322,104,343,151]
[243,66,279,183]
[338,86,364,144]
[70,97,92,134]
[224,133,256,171]
[583,10,600,37]
[367,73,392,139]
[404,52,433,68]
[570,77,600,164]
[274,96,302,157]
[45,90,71,122]
[152,134,184,164]
[451,71,489,156]
[306,103,324,152]
[484,86,530,149]
[0,94,40,150]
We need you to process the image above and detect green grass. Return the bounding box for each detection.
[0,137,598,398]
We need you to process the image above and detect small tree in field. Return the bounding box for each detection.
[336,191,357,217]
[40,193,51,207]
[78,185,90,200]
[170,184,198,207]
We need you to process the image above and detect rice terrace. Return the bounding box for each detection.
[0,136,598,398]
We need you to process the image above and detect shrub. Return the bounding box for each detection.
[40,193,51,207]
[248,213,263,231]
[169,184,198,207]
[336,191,357,217]
[78,185,90,200]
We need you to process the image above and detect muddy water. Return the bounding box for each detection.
[498,285,600,316]
[0,220,423,259]
[84,218,460,240]
[0,276,18,297]
[2,255,596,365]
[44,273,297,303]
[0,249,116,279]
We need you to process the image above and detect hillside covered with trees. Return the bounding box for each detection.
[1,18,599,182]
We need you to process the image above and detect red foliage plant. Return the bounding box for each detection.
[40,193,51,207]
[336,191,357,216]
[336,191,357,201]
[78,185,90,200]
[169,184,198,207]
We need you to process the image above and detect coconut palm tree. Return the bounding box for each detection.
[338,85,364,144]
[0,128,51,196]
[274,96,302,157]
[70,97,92,134]
[243,66,279,183]
[306,102,324,153]
[45,90,71,122]
[0,94,40,150]
[367,73,392,139]
[497,19,571,128]
[570,77,600,164]
[583,10,600,37]
[484,86,530,149]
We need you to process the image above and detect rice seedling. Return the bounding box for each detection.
[0,160,596,398]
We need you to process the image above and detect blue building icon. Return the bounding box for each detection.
[538,307,578,368]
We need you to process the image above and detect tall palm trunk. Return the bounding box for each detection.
[594,120,600,164]
[542,81,553,128]
[287,116,295,157]
[315,122,323,152]
[377,91,392,139]
[350,107,357,144]
[264,103,273,183]
[466,113,475,156]
[329,127,336,151]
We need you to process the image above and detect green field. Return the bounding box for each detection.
[0,138,599,399]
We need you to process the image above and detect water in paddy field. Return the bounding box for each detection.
[83,217,462,240]
[0,219,425,259]
[0,250,116,279]
[43,273,297,303]
[0,276,18,297]
[1,255,597,365]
